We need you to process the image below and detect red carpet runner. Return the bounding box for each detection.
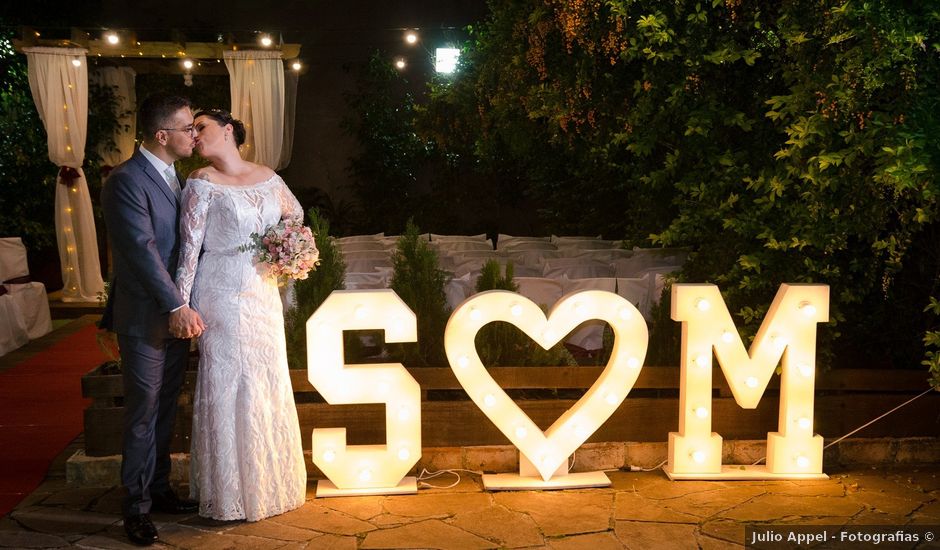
[0,324,106,517]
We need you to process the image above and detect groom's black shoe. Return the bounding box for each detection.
[124,513,158,546]
[151,491,199,514]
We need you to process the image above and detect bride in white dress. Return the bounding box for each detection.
[175,109,308,521]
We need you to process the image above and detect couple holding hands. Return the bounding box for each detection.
[101,94,310,545]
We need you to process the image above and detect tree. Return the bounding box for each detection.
[420,0,940,369]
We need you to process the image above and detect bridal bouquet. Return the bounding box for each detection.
[240,218,320,284]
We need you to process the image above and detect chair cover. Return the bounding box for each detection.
[336,233,385,244]
[542,258,614,280]
[336,241,389,252]
[431,233,488,242]
[562,277,617,350]
[613,248,688,278]
[513,277,564,311]
[444,272,475,310]
[344,271,391,290]
[0,238,29,281]
[0,294,30,357]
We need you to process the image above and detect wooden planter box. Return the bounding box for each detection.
[81,363,940,457]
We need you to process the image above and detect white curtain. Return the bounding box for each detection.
[279,67,298,170]
[224,50,285,169]
[24,47,104,303]
[93,67,137,168]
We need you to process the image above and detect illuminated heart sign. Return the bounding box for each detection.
[444,290,648,482]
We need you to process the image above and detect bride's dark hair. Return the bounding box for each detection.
[198,108,247,147]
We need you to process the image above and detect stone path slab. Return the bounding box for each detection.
[0,464,937,548]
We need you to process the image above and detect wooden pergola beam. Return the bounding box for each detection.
[13,27,301,69]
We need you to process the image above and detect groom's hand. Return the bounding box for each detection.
[169,305,206,339]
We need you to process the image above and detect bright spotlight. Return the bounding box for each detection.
[182,59,194,70]
[291,61,302,71]
[394,57,406,70]
[104,32,119,45]
[435,48,460,74]
[405,31,418,44]
[259,34,273,47]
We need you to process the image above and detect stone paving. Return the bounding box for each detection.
[1,461,939,549]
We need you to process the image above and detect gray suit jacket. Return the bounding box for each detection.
[100,149,185,341]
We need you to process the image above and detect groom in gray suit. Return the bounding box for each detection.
[101,94,206,546]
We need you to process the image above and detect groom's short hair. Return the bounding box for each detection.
[139,94,192,139]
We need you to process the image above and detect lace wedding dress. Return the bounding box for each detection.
[176,175,308,521]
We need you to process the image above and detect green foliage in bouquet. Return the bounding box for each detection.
[389,219,450,367]
[473,260,576,367]
[285,208,347,370]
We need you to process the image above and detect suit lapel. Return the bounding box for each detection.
[131,150,178,207]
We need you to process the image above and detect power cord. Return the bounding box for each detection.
[634,387,936,470]
[416,467,481,489]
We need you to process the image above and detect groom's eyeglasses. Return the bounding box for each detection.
[161,125,196,136]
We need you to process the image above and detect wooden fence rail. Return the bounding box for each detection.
[81,364,939,457]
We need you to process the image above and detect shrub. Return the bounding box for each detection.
[474,259,576,367]
[388,219,450,367]
[285,208,346,370]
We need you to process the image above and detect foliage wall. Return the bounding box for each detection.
[405,0,939,372]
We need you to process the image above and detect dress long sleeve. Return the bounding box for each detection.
[276,176,303,221]
[176,180,211,305]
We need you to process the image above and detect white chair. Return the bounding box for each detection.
[553,239,620,251]
[341,251,393,273]
[562,277,617,351]
[344,271,391,290]
[542,258,614,280]
[550,234,602,243]
[616,273,659,320]
[0,293,30,356]
[497,240,558,252]
[431,240,494,253]
[514,277,564,311]
[503,249,563,268]
[0,237,53,355]
[444,273,475,310]
[335,233,385,244]
[336,241,389,252]
[560,248,633,262]
[431,233,488,242]
[613,248,688,278]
